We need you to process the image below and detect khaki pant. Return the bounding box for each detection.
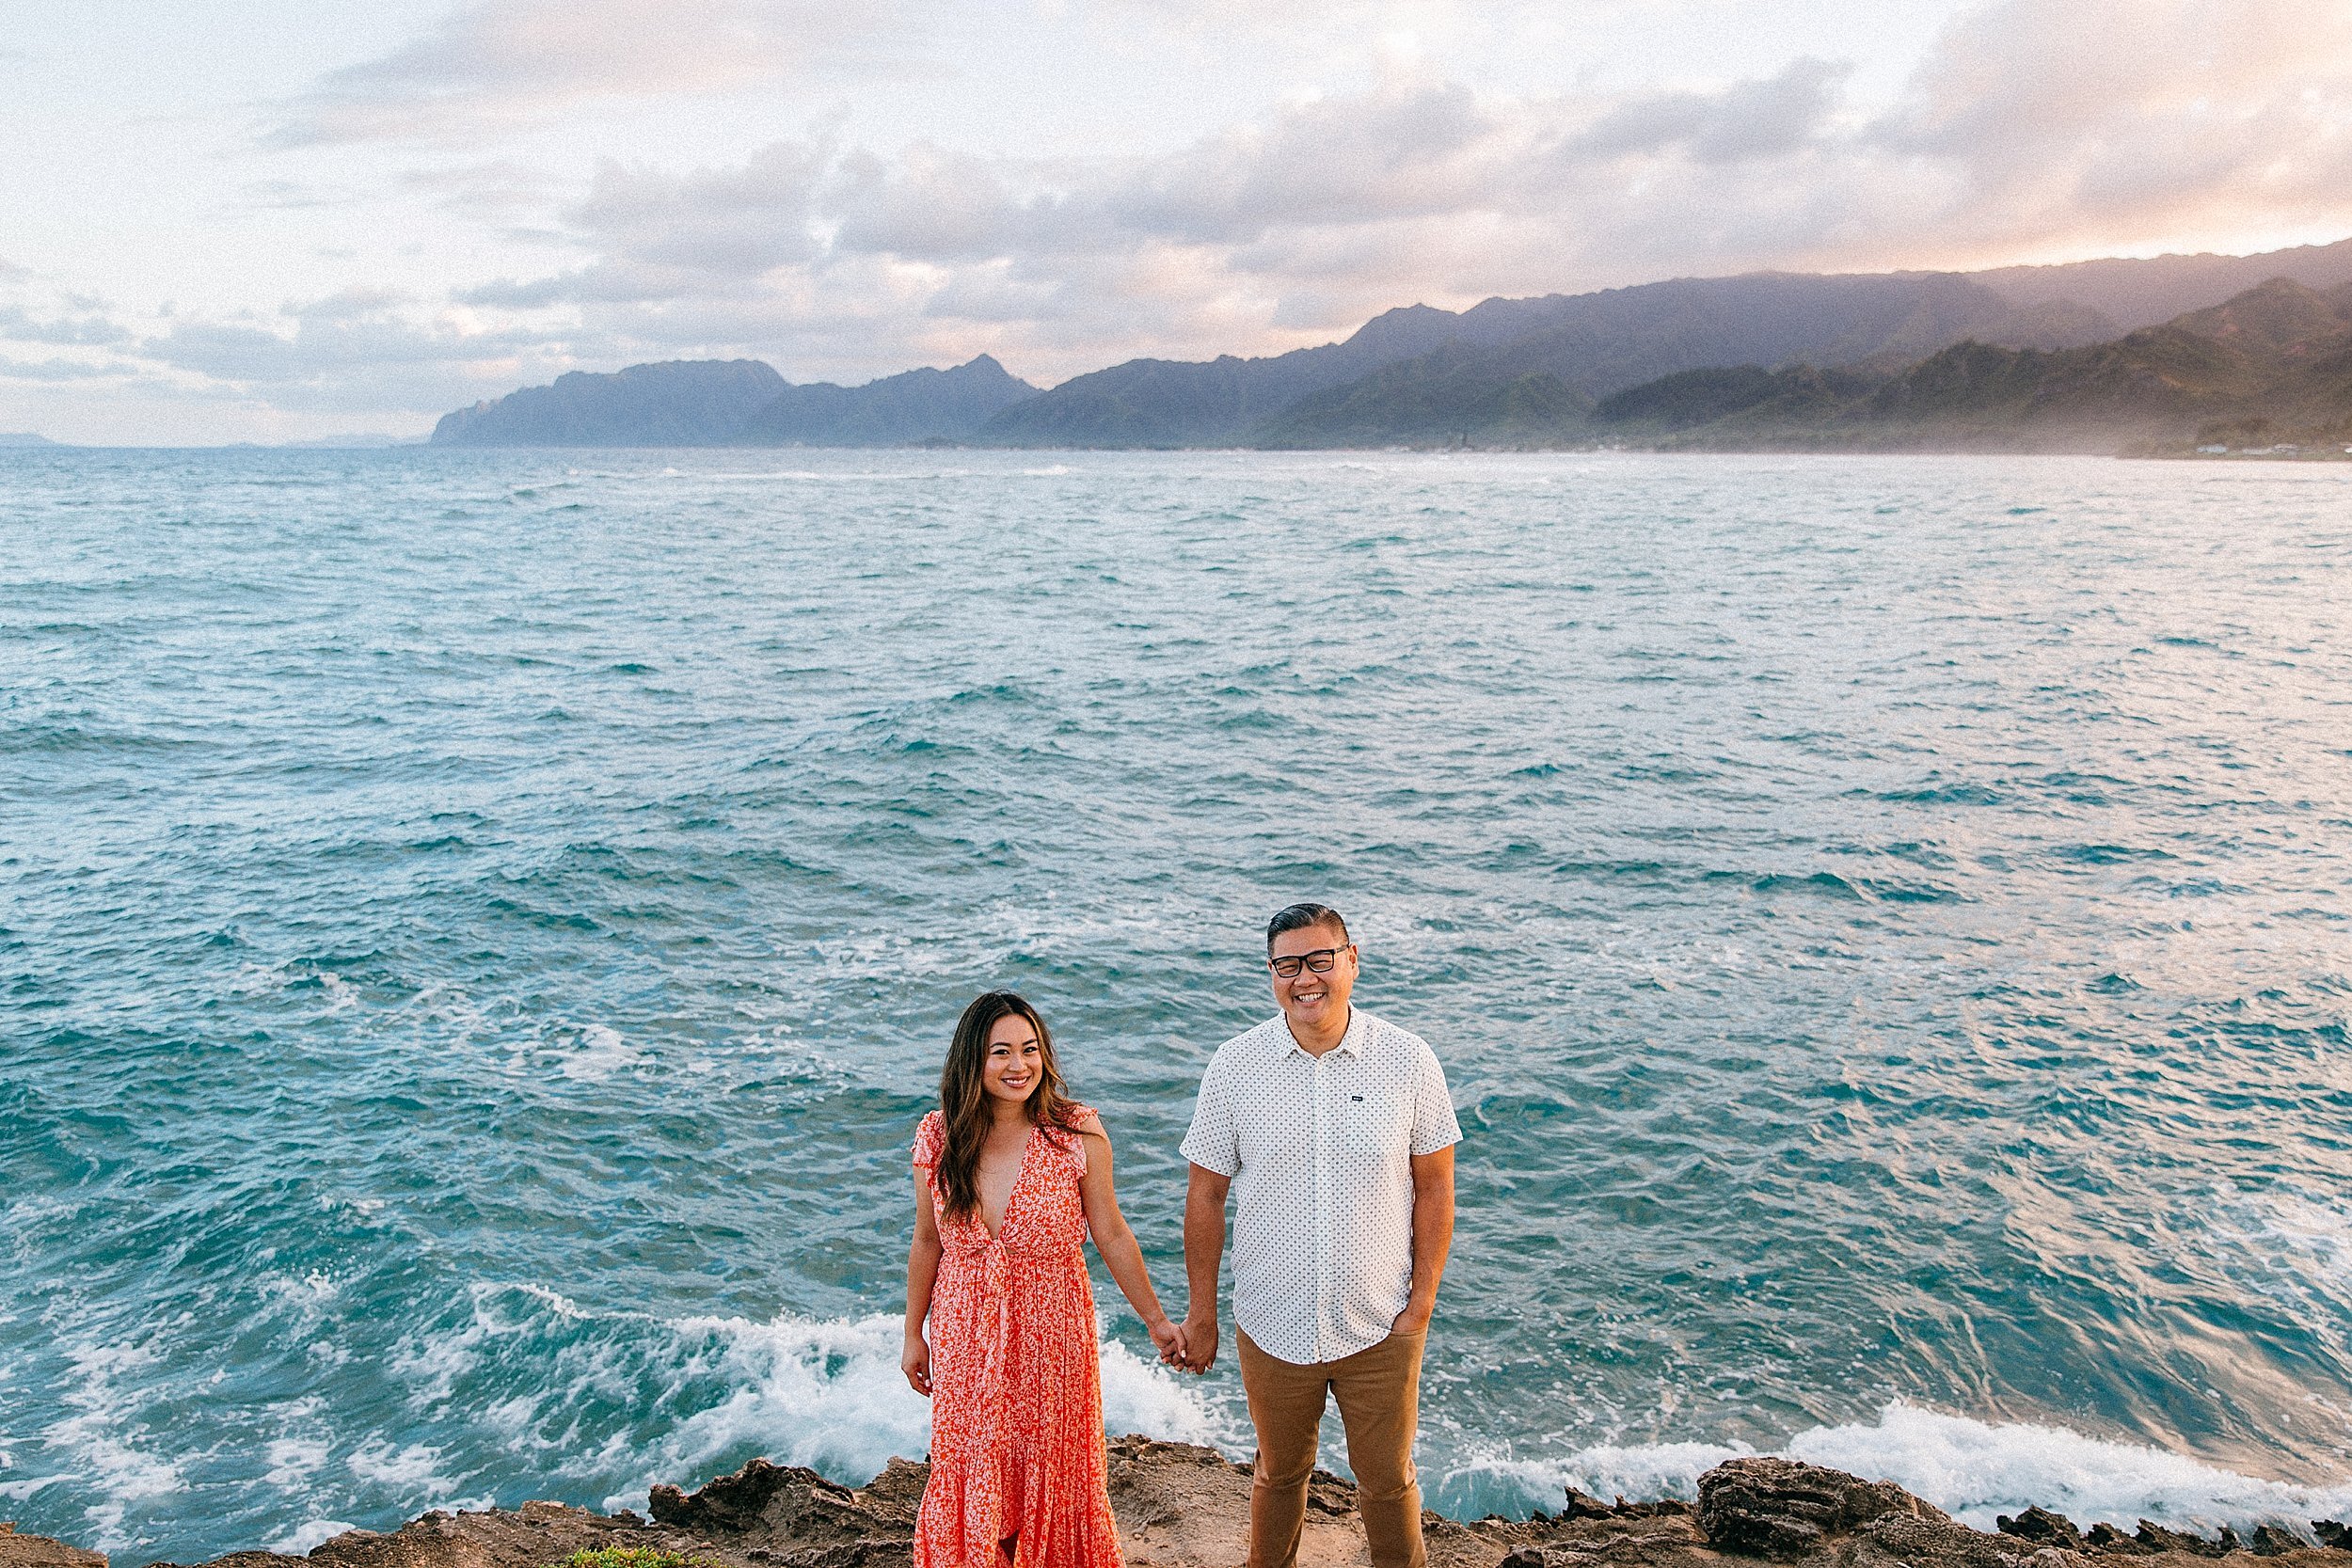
[1236,1326,1428,1568]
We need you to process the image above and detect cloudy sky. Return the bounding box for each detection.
[5,0,2351,443]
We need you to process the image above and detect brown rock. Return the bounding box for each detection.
[2136,1522,2232,1558]
[1695,1457,1950,1560]
[644,1456,919,1568]
[154,1501,664,1568]
[2002,1509,2089,1551]
[1557,1493,1693,1526]
[2086,1523,2154,1554]
[1850,1510,2036,1568]
[36,1433,2335,1568]
[0,1528,107,1568]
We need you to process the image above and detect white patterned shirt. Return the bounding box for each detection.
[1181,1007,1463,1365]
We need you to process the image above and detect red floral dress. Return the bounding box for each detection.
[912,1108,1123,1568]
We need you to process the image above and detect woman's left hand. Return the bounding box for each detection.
[902,1334,933,1396]
[1149,1318,1185,1367]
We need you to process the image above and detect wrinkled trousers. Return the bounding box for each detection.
[1236,1326,1428,1568]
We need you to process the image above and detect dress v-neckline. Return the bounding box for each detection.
[977,1125,1037,1243]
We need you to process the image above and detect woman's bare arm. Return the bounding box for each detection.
[1073,1113,1184,1364]
[902,1168,943,1395]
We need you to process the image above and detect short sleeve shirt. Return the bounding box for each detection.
[1180,1007,1462,1365]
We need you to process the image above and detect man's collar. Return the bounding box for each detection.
[1277,1006,1363,1059]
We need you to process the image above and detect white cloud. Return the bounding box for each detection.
[1870,0,2352,252]
[264,0,902,147]
[0,357,136,382]
[24,0,2352,433]
[137,290,577,414]
[399,3,2349,389]
[1566,57,1851,164]
[0,305,133,348]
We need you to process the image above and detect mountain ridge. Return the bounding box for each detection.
[430,356,1039,447]
[1964,235,2352,331]
[1582,277,2352,452]
[424,236,2352,452]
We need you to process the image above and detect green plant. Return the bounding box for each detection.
[550,1547,725,1568]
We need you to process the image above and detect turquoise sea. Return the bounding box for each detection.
[3,449,2350,1562]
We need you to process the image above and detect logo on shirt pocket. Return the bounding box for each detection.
[1343,1092,1409,1155]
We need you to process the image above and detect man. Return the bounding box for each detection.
[1177,902,1461,1568]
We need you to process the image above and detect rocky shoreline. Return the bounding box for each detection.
[7,1441,2351,1568]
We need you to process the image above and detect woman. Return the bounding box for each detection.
[903,990,1182,1568]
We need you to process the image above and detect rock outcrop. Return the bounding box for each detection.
[0,1522,107,1568]
[1696,1458,1950,1560]
[22,1440,2351,1568]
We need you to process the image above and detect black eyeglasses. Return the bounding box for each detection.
[1268,946,1348,978]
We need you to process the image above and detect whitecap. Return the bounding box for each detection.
[1100,1334,1233,1449]
[1440,1403,2352,1532]
[44,1337,186,1548]
[599,1307,1224,1513]
[1441,1438,1745,1514]
[0,1474,73,1503]
[1788,1403,2352,1531]
[263,1435,331,1487]
[317,971,358,1013]
[266,1519,358,1554]
[555,1023,644,1082]
[349,1437,454,1491]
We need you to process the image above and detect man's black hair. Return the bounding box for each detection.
[1265,902,1350,955]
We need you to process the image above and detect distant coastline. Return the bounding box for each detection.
[423,241,2352,460]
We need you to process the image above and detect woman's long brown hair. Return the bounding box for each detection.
[932,990,1078,1221]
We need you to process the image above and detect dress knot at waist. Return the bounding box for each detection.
[941,1238,1079,1292]
[942,1237,1077,1261]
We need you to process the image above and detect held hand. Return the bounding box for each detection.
[902,1336,932,1397]
[1149,1318,1184,1367]
[1181,1311,1218,1373]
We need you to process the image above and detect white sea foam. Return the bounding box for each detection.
[260,1397,333,1488]
[388,1295,497,1406]
[349,1438,457,1492]
[266,1518,359,1554]
[611,1309,934,1506]
[1448,1403,2352,1532]
[601,1307,1230,1514]
[1099,1336,1228,1448]
[660,468,969,483]
[2255,1196,2352,1286]
[0,1474,72,1503]
[317,971,358,1013]
[556,1023,645,1081]
[45,1336,186,1548]
[514,1281,591,1320]
[1788,1404,2352,1531]
[263,1436,331,1488]
[1443,1439,1745,1515]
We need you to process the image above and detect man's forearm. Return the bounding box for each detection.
[1184,1186,1226,1314]
[1406,1189,1453,1311]
[1399,1151,1455,1328]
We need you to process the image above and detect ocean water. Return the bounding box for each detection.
[3,447,2349,1563]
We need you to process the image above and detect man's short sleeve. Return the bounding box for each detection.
[1179,1053,1241,1177]
[1409,1039,1463,1157]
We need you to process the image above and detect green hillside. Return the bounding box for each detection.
[1584,277,2352,453]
